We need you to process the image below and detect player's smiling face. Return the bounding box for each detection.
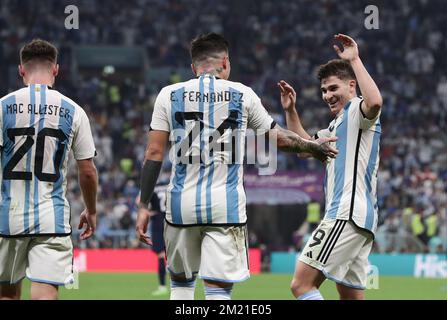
[320,76,356,116]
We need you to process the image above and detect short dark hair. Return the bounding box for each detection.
[190,33,229,64]
[20,39,58,65]
[317,59,356,82]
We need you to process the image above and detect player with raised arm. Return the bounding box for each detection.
[279,34,383,300]
[0,39,97,300]
[136,33,338,300]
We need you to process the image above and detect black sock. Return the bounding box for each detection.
[158,257,166,286]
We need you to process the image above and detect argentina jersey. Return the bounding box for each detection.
[318,97,381,235]
[0,84,96,236]
[150,75,275,226]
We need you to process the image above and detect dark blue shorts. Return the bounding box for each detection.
[150,213,165,254]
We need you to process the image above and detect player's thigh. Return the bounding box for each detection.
[299,219,368,286]
[27,236,73,286]
[199,225,249,283]
[0,237,29,284]
[164,223,201,281]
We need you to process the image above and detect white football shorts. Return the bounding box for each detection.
[164,223,250,283]
[0,236,73,286]
[299,219,373,289]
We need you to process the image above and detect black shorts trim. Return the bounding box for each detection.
[321,221,346,265]
[349,129,363,221]
[316,220,346,264]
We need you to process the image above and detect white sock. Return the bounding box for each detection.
[297,289,324,300]
[170,280,196,300]
[205,286,232,300]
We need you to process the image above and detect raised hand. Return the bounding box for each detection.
[278,80,296,112]
[333,34,359,62]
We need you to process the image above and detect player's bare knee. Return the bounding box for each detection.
[290,278,303,296]
[290,277,315,297]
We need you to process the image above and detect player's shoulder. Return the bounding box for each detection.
[347,96,363,109]
[344,96,364,117]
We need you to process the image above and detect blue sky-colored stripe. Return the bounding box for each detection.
[0,95,17,235]
[195,76,205,223]
[205,76,215,223]
[226,87,242,223]
[33,85,47,233]
[23,85,36,233]
[52,98,75,233]
[171,87,186,224]
[365,128,381,230]
[326,102,350,219]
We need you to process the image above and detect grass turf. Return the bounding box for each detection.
[19,273,447,300]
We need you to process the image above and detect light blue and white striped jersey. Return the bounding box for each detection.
[0,85,96,236]
[317,97,381,235]
[150,75,275,225]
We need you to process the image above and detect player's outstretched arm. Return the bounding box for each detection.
[277,80,312,140]
[274,125,338,163]
[77,158,98,240]
[333,33,383,119]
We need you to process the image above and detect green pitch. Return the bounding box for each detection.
[20,273,447,300]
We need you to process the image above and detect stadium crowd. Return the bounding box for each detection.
[0,0,446,253]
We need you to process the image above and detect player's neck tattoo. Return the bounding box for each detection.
[197,68,222,77]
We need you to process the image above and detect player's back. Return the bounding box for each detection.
[0,84,95,236]
[151,74,274,226]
